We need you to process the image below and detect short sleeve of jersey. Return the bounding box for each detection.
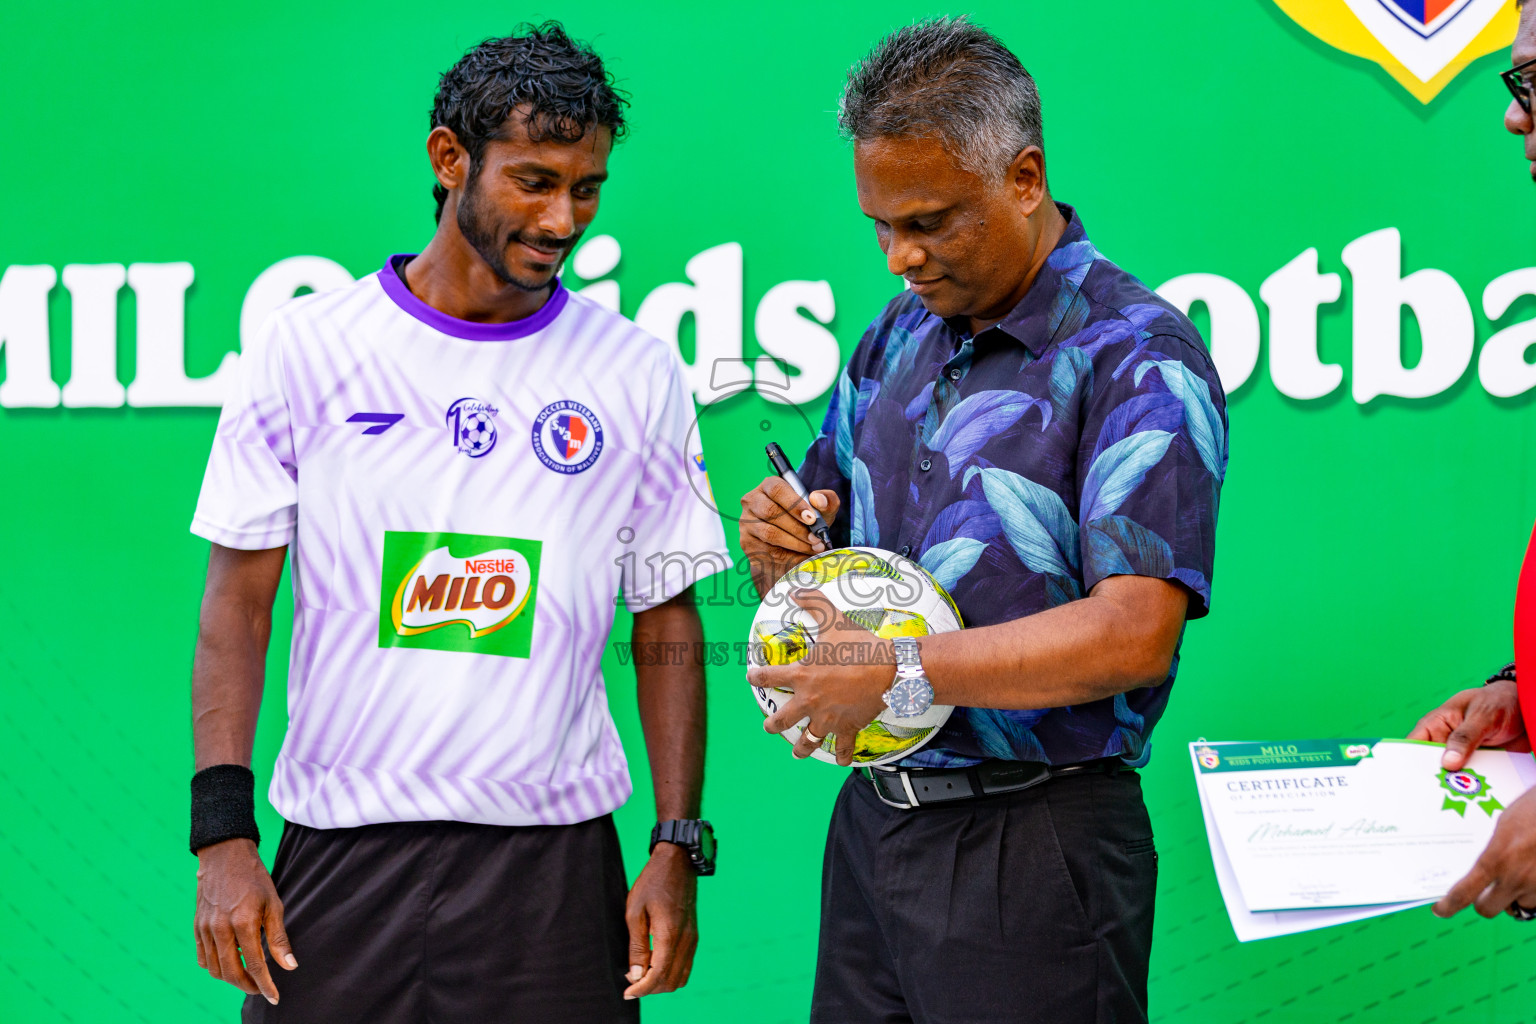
[190,313,299,550]
[619,351,733,612]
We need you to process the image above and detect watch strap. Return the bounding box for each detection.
[891,636,924,677]
[649,819,716,876]
[650,819,692,851]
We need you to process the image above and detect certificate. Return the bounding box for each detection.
[1191,739,1536,937]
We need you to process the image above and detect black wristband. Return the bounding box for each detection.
[190,764,261,854]
[1487,662,1518,686]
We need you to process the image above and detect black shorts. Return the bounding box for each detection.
[242,816,638,1024]
[811,768,1158,1024]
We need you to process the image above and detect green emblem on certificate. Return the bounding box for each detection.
[1437,768,1504,818]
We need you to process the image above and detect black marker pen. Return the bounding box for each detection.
[765,442,833,548]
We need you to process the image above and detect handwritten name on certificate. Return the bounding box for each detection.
[1191,739,1536,913]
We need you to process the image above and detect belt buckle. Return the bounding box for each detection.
[864,766,920,810]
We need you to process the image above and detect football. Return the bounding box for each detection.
[458,411,496,456]
[747,546,963,767]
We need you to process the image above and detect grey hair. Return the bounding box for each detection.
[838,16,1043,179]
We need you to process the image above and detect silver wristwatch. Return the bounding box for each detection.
[883,637,935,718]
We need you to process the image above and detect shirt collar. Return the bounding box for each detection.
[939,202,1100,356]
[376,254,570,341]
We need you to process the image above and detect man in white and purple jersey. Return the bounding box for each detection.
[186,23,729,1023]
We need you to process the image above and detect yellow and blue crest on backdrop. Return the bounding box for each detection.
[1274,0,1516,102]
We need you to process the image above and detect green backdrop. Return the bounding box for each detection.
[5,1,1536,1021]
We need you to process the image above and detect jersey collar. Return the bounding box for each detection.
[376,254,570,341]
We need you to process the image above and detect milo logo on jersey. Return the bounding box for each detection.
[378,531,543,658]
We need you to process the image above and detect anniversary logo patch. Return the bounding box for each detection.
[446,397,499,458]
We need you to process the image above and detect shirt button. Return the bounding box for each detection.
[948,368,962,381]
[899,544,912,557]
[919,458,932,472]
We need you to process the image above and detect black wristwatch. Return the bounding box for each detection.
[649,819,717,876]
[1487,662,1518,686]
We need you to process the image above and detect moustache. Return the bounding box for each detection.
[509,230,576,256]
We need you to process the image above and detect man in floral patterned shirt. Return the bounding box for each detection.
[740,17,1227,1024]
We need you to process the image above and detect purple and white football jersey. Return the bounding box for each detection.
[192,256,731,829]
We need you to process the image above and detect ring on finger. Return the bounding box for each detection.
[803,728,824,745]
[1508,902,1536,921]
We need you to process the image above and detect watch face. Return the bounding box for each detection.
[887,677,934,717]
[699,826,716,864]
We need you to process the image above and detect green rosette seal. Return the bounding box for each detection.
[1438,767,1504,818]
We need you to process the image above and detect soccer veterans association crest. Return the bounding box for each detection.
[378,530,543,658]
[1273,0,1515,103]
[532,399,604,474]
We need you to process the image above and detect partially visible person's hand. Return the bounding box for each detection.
[1408,679,1529,770]
[623,843,698,1000]
[194,838,295,1004]
[738,477,841,595]
[1435,785,1536,919]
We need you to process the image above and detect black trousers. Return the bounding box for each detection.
[242,816,638,1024]
[811,769,1157,1024]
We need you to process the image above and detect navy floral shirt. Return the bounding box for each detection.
[798,204,1227,768]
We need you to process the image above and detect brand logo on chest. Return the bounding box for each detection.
[378,531,543,659]
[446,397,499,458]
[531,400,604,474]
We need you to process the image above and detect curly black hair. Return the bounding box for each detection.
[430,22,628,222]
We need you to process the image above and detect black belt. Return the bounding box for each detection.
[858,757,1126,810]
